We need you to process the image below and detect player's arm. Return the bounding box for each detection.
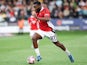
[28,18,32,28]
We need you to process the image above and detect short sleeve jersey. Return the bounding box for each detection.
[36,7,53,31]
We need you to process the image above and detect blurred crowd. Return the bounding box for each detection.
[0,0,87,23]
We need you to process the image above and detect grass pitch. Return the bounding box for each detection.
[0,31,87,65]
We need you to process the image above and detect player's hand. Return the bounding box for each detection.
[32,11,39,20]
[34,14,39,20]
[32,11,36,16]
[33,14,37,18]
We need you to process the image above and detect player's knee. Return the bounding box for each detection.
[53,41,60,44]
[51,38,58,42]
[50,36,58,42]
[32,36,37,41]
[53,41,62,46]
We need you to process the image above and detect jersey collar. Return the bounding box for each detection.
[40,7,44,12]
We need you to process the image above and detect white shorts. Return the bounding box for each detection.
[29,30,37,38]
[35,29,58,42]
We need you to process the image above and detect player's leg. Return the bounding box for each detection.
[53,41,74,62]
[29,30,35,48]
[18,28,23,34]
[32,33,42,61]
[46,31,74,63]
[31,40,40,48]
[29,31,40,48]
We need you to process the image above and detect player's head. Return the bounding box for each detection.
[33,1,41,13]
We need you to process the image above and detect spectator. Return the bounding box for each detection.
[69,0,78,18]
[63,0,69,7]
[70,0,77,9]
[17,17,24,34]
[56,0,63,7]
[82,5,87,17]
[0,4,7,22]
[1,0,87,21]
[48,0,56,12]
[7,6,17,23]
[79,0,85,7]
[63,6,70,18]
[51,4,59,18]
[58,11,63,19]
[76,5,83,18]
[0,11,6,22]
[17,8,25,34]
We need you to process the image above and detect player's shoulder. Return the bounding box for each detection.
[41,7,50,12]
[44,8,50,14]
[43,7,50,11]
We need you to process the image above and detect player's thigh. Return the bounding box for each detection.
[35,30,45,38]
[29,30,36,38]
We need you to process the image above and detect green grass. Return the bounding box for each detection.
[0,31,87,65]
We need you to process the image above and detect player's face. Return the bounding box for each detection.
[33,4,41,13]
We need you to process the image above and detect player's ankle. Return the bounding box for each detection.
[65,49,71,56]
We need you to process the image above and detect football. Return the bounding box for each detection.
[27,56,35,64]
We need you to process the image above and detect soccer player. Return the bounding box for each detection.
[32,1,74,63]
[28,10,38,38]
[28,9,41,48]
[28,7,48,47]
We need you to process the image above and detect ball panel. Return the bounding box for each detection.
[27,56,35,64]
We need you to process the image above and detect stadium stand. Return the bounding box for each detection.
[0,0,87,34]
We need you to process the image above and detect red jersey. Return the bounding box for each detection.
[36,7,53,31]
[28,16,38,30]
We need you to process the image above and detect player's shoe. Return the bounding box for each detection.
[36,56,42,61]
[68,54,74,63]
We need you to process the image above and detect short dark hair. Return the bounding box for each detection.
[33,1,41,5]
